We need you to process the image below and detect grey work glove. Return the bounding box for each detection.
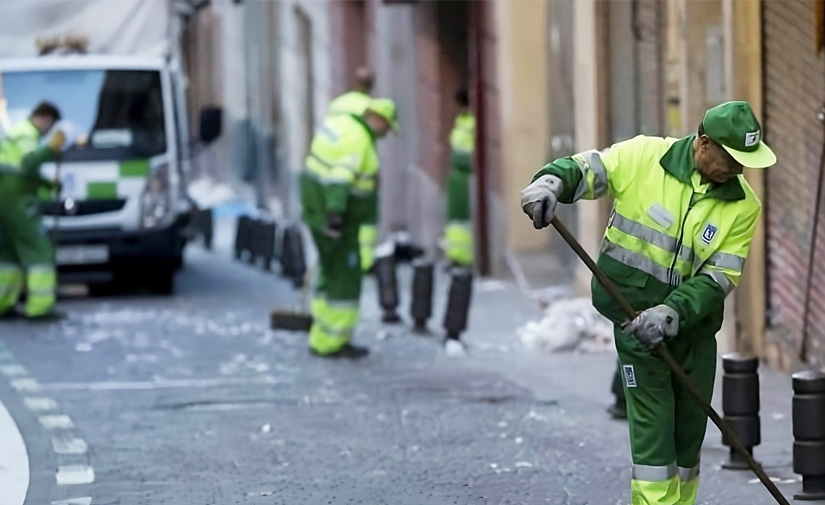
[622,304,680,351]
[520,175,563,229]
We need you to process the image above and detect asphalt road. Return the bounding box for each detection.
[0,239,805,505]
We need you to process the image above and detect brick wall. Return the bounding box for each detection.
[763,0,825,368]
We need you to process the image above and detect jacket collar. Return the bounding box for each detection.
[658,134,745,201]
[351,114,376,143]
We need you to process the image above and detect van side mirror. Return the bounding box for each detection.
[199,106,223,145]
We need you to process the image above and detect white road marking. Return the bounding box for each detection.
[51,498,92,505]
[56,465,95,485]
[0,396,29,505]
[39,415,75,430]
[41,375,288,391]
[11,378,41,393]
[23,397,59,412]
[0,364,28,377]
[52,437,88,455]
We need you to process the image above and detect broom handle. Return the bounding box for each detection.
[549,217,789,505]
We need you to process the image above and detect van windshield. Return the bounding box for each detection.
[1,69,167,160]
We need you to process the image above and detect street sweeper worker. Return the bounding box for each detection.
[0,101,65,319]
[519,101,775,505]
[443,87,476,267]
[326,66,379,273]
[300,97,398,359]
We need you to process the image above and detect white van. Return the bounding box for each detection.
[0,54,220,294]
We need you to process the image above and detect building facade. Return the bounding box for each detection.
[180,0,825,370]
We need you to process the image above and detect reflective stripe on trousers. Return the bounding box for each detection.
[0,262,24,314]
[308,296,359,355]
[359,224,378,271]
[445,221,473,266]
[25,264,56,317]
[631,462,700,505]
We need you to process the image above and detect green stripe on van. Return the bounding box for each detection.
[87,182,117,199]
[120,159,150,177]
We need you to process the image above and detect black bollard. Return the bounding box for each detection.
[375,254,401,323]
[201,208,213,250]
[234,216,251,261]
[281,224,307,288]
[443,268,473,340]
[721,353,761,470]
[792,370,825,500]
[258,220,277,272]
[410,260,434,333]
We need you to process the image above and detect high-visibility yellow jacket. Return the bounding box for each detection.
[532,134,761,333]
[300,114,378,233]
[449,111,475,173]
[327,90,371,118]
[0,119,55,198]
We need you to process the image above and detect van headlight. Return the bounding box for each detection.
[141,163,172,229]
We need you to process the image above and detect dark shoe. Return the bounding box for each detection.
[607,400,627,420]
[310,343,370,360]
[27,310,67,323]
[0,309,23,320]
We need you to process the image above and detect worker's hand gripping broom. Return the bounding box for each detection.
[547,216,790,505]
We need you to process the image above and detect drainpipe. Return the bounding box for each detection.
[472,0,490,276]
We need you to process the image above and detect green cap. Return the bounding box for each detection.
[702,101,776,169]
[367,98,399,132]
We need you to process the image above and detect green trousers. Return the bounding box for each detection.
[615,325,716,505]
[445,168,473,266]
[0,196,56,317]
[307,226,363,355]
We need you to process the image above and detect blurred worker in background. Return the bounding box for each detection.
[301,97,399,359]
[326,66,379,274]
[0,101,65,319]
[444,87,476,268]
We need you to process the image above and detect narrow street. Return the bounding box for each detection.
[0,221,804,505]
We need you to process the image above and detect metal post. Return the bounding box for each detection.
[259,219,276,272]
[721,353,761,470]
[792,370,825,500]
[410,260,434,333]
[443,267,473,340]
[234,216,251,261]
[375,253,401,323]
[280,224,306,289]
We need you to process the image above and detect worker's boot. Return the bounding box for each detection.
[27,310,67,323]
[444,337,467,357]
[310,343,369,360]
[0,307,22,320]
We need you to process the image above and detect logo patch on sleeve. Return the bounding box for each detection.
[701,224,718,245]
[623,365,637,388]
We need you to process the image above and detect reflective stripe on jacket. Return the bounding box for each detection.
[532,134,761,330]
